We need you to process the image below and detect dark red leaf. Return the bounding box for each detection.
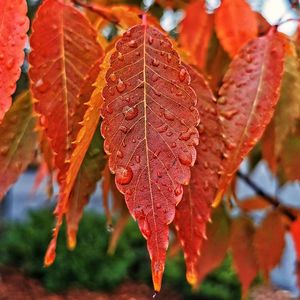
[101,20,199,291]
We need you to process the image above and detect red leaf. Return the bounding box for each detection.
[215,0,258,57]
[179,0,214,70]
[0,92,38,200]
[0,0,29,122]
[29,0,103,182]
[254,211,285,277]
[194,206,230,285]
[230,217,259,296]
[101,21,200,291]
[174,65,223,285]
[217,32,286,198]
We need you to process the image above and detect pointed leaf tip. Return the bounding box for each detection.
[186,270,198,286]
[44,239,56,267]
[152,261,164,292]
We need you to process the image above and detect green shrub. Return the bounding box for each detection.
[0,209,241,299]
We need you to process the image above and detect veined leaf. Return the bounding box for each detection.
[29,0,103,182]
[217,32,286,198]
[215,0,258,57]
[44,55,108,266]
[253,210,285,277]
[262,52,300,172]
[101,20,200,291]
[230,217,258,297]
[179,0,214,70]
[0,0,29,122]
[194,206,230,286]
[0,92,38,200]
[174,65,223,285]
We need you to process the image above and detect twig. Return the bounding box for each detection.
[237,170,297,221]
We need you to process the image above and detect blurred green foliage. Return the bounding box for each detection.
[0,210,241,299]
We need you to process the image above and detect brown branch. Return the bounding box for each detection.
[237,170,297,221]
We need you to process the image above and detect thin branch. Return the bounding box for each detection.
[237,170,297,221]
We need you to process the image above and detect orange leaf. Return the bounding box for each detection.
[179,0,214,70]
[215,0,258,57]
[238,196,272,212]
[217,32,286,198]
[101,21,200,291]
[254,211,285,277]
[0,0,29,122]
[29,0,103,182]
[174,65,223,285]
[0,92,38,200]
[44,54,108,263]
[194,206,231,286]
[230,217,259,296]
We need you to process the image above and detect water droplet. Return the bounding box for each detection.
[218,96,226,104]
[117,150,124,158]
[123,106,138,120]
[157,123,168,133]
[167,53,172,62]
[171,142,176,148]
[245,54,252,63]
[115,166,133,185]
[203,161,209,169]
[119,125,129,133]
[135,155,141,163]
[154,89,161,97]
[118,52,124,61]
[157,171,162,178]
[221,109,238,120]
[129,40,137,48]
[109,73,117,82]
[174,184,183,196]
[35,79,49,93]
[152,59,159,67]
[135,51,140,57]
[152,73,159,82]
[18,16,27,26]
[178,152,192,166]
[163,110,175,121]
[105,105,113,114]
[116,79,126,93]
[166,131,173,137]
[0,145,9,155]
[179,68,187,81]
[156,203,161,209]
[141,219,150,238]
[179,130,193,141]
[148,36,154,45]
[204,180,209,191]
[198,124,205,134]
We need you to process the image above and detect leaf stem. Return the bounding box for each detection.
[237,170,297,221]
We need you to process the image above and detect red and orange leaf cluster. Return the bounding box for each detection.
[0,0,29,122]
[1,0,300,296]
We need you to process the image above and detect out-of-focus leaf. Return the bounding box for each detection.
[215,0,258,57]
[0,92,38,200]
[0,0,29,122]
[254,211,285,277]
[29,0,103,182]
[179,0,214,70]
[237,196,272,212]
[230,217,259,296]
[194,206,231,286]
[101,21,200,291]
[216,32,286,199]
[174,65,223,285]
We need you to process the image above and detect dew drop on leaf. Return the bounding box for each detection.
[178,152,193,166]
[179,68,187,82]
[115,166,133,185]
[116,79,126,93]
[152,58,159,67]
[123,105,138,120]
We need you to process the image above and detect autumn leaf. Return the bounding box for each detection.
[262,52,300,172]
[100,19,200,291]
[217,31,286,198]
[215,0,258,57]
[237,196,272,212]
[29,0,103,182]
[230,217,259,296]
[0,0,29,122]
[179,0,214,70]
[194,206,231,285]
[44,55,107,265]
[174,65,223,285]
[0,92,38,200]
[254,210,285,278]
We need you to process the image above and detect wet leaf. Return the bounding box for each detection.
[179,0,214,70]
[0,0,29,122]
[215,0,258,57]
[0,92,38,200]
[174,65,223,285]
[29,0,104,182]
[101,20,200,291]
[217,32,286,197]
[230,217,259,296]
